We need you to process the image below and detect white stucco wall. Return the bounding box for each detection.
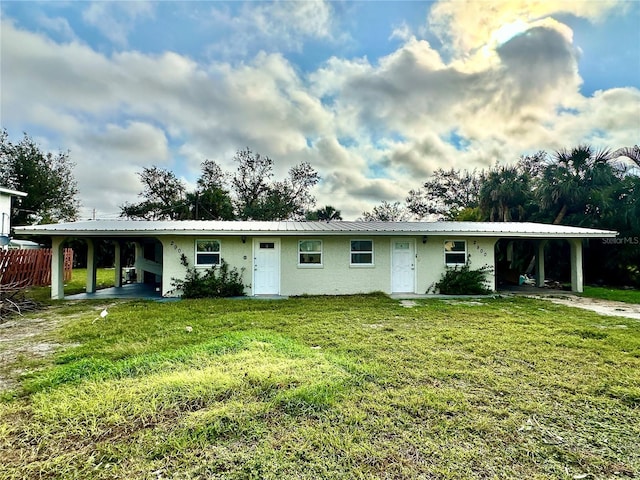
[280,236,390,296]
[0,193,11,236]
[161,234,498,297]
[416,236,496,293]
[161,235,253,296]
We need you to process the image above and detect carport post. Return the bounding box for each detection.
[134,242,144,283]
[51,236,66,300]
[114,241,122,288]
[535,240,547,287]
[569,238,584,293]
[86,238,97,294]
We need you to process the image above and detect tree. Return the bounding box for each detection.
[231,148,319,220]
[190,160,234,220]
[612,145,640,168]
[122,150,319,222]
[231,148,274,219]
[186,189,235,221]
[536,145,614,225]
[306,205,342,221]
[361,201,411,221]
[120,166,187,220]
[198,159,229,190]
[478,164,534,222]
[0,130,79,225]
[407,168,480,220]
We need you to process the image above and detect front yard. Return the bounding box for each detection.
[0,295,638,479]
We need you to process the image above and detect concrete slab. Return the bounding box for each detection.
[65,283,162,300]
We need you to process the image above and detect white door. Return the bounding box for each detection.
[392,240,415,293]
[253,239,280,295]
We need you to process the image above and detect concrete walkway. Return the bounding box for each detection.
[391,290,640,321]
[65,283,163,300]
[526,295,640,321]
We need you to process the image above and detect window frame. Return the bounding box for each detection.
[298,239,323,267]
[195,239,221,267]
[444,240,467,266]
[350,239,374,266]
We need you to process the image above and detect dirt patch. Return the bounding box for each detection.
[528,295,640,320]
[0,304,103,394]
[0,314,66,393]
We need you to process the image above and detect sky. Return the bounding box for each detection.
[1,0,639,221]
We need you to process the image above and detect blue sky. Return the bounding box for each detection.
[1,0,639,220]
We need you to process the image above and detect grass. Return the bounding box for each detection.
[25,268,117,303]
[1,294,639,479]
[582,286,640,304]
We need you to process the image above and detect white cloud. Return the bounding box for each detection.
[390,22,412,42]
[1,1,638,220]
[82,1,154,47]
[428,0,622,57]
[205,0,341,58]
[35,14,77,42]
[85,122,169,163]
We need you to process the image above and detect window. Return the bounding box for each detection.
[351,240,373,265]
[299,240,322,266]
[444,240,466,266]
[259,242,275,249]
[394,242,410,250]
[195,239,220,266]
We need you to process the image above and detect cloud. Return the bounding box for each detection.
[428,0,622,57]
[35,14,77,42]
[205,0,341,58]
[1,2,638,221]
[68,122,169,218]
[390,22,412,42]
[85,122,169,163]
[82,1,154,47]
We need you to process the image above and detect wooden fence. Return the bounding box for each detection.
[0,248,73,286]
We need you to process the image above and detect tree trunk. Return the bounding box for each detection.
[553,204,568,225]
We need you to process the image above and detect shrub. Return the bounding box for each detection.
[431,263,493,295]
[171,254,246,298]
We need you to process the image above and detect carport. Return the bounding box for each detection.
[494,237,586,291]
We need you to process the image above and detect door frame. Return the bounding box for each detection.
[252,238,281,295]
[390,238,417,293]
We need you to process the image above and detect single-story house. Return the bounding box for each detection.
[15,220,617,299]
[0,187,28,245]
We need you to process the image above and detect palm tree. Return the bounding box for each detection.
[612,145,640,168]
[478,165,533,222]
[305,205,343,221]
[536,145,614,225]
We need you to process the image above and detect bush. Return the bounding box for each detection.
[171,255,246,298]
[431,263,493,295]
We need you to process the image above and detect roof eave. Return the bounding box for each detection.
[0,187,28,197]
[14,227,619,239]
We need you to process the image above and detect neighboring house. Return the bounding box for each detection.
[15,220,617,299]
[0,187,28,244]
[7,239,41,250]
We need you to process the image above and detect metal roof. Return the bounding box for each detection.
[14,220,618,238]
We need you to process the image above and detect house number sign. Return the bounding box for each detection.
[170,240,182,254]
[473,240,488,257]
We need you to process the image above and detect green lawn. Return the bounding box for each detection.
[25,268,117,303]
[1,295,638,479]
[582,286,640,304]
